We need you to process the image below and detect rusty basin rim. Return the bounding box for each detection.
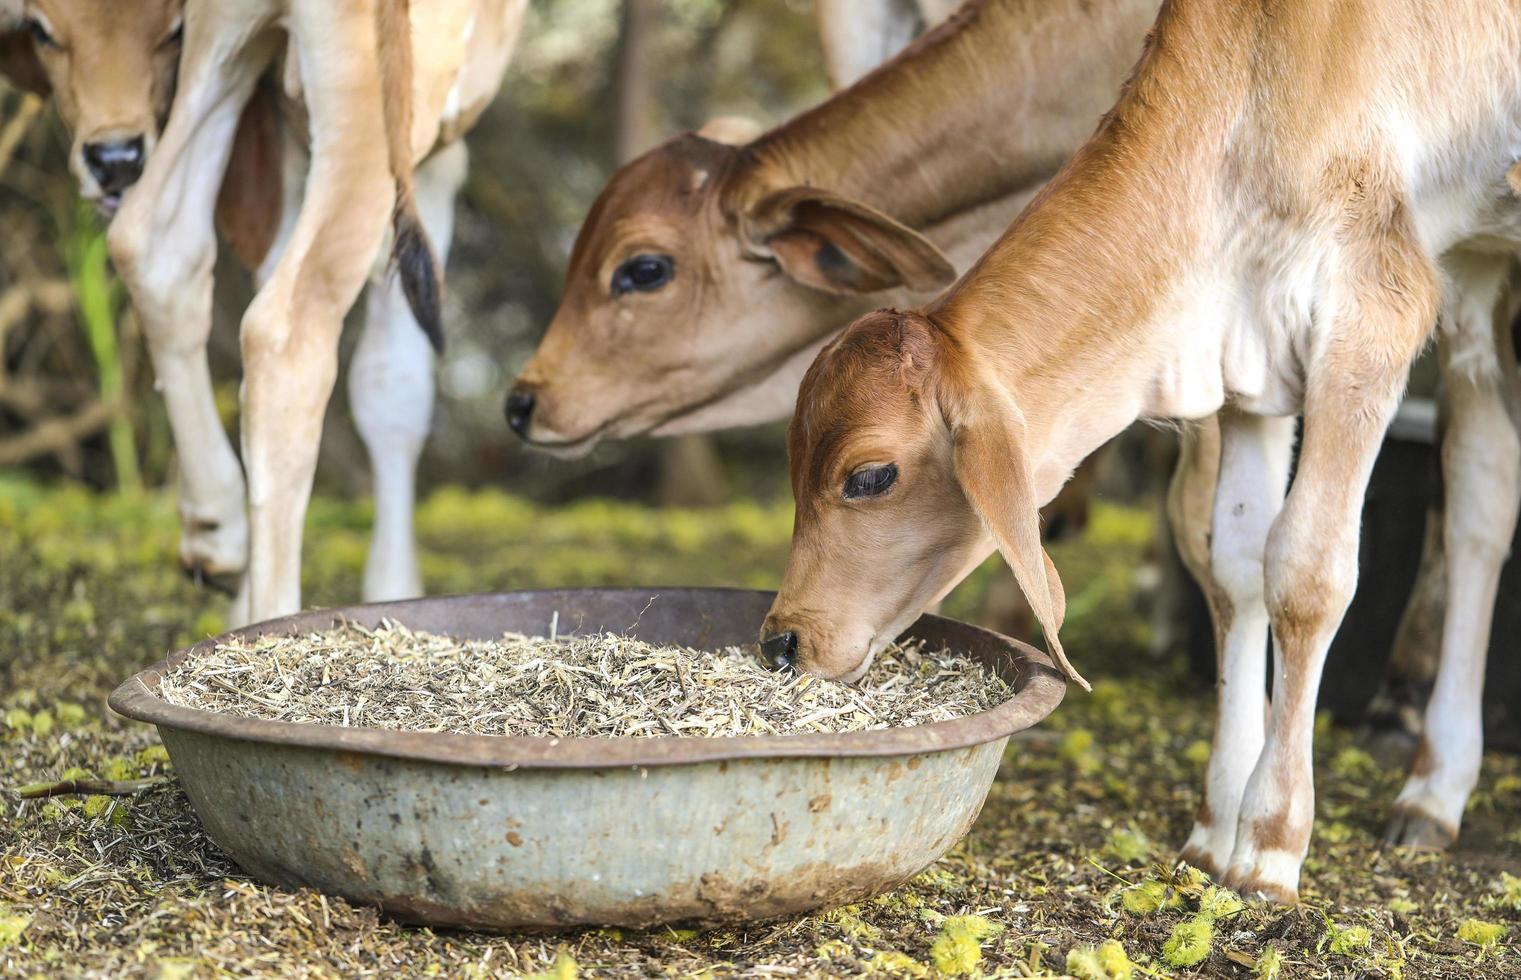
[109,587,1067,770]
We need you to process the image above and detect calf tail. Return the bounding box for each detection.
[376,0,444,353]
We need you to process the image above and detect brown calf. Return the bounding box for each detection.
[507,0,1161,452]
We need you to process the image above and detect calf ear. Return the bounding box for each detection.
[743,186,955,296]
[0,30,49,96]
[952,391,1089,692]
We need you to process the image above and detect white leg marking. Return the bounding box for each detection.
[1389,257,1518,847]
[1182,411,1294,876]
[351,140,467,602]
[815,0,922,89]
[107,8,279,594]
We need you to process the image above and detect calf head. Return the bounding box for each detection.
[505,129,954,455]
[761,309,1088,689]
[1,0,183,213]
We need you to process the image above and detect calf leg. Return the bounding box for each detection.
[240,1,396,621]
[816,0,923,89]
[1224,252,1436,903]
[1362,501,1444,764]
[1179,411,1294,877]
[1387,261,1519,849]
[107,5,280,590]
[351,140,468,602]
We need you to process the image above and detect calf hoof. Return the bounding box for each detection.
[1178,841,1225,880]
[178,507,249,583]
[182,561,241,597]
[1221,863,1299,905]
[1384,805,1457,851]
[1216,852,1301,906]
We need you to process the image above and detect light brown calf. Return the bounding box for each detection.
[1,0,182,210]
[767,0,1521,903]
[106,0,525,624]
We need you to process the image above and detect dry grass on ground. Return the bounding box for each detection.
[2,480,1518,977]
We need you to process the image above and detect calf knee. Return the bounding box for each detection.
[1263,536,1357,660]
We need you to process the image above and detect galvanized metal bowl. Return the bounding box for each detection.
[109,588,1066,931]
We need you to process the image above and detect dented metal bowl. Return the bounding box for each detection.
[109,588,1065,930]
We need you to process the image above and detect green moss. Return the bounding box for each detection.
[1496,873,1521,912]
[1121,880,1183,915]
[1457,919,1508,949]
[1325,923,1372,956]
[1254,945,1285,979]
[1067,939,1134,980]
[1102,827,1154,866]
[81,795,111,820]
[1330,747,1380,780]
[1319,821,1356,844]
[53,702,87,728]
[192,610,226,639]
[1061,728,1102,775]
[1182,739,1212,767]
[930,915,1003,976]
[1197,886,1244,922]
[0,913,30,948]
[3,708,32,732]
[135,745,171,768]
[821,904,880,941]
[29,710,54,738]
[1163,917,1213,968]
[101,756,136,781]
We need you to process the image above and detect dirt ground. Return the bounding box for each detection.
[2,479,1518,978]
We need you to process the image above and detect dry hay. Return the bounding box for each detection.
[156,622,1014,738]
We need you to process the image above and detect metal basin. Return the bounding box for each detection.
[109,588,1066,930]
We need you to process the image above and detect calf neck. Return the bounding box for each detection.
[769,0,1521,903]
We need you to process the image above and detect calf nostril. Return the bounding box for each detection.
[759,630,798,671]
[82,136,146,194]
[504,389,536,437]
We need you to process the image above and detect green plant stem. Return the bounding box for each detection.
[66,199,140,494]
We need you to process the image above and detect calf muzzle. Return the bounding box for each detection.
[83,136,145,195]
[759,629,799,671]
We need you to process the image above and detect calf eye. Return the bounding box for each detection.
[612,254,674,296]
[25,19,58,48]
[161,19,185,49]
[843,463,898,500]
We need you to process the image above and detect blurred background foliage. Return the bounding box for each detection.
[0,0,827,505]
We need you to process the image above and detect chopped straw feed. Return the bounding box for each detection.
[157,621,1014,737]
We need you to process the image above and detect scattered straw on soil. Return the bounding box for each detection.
[4,487,1519,978]
[156,622,1013,737]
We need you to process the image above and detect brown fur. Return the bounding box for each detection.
[376,0,443,351]
[215,82,283,270]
